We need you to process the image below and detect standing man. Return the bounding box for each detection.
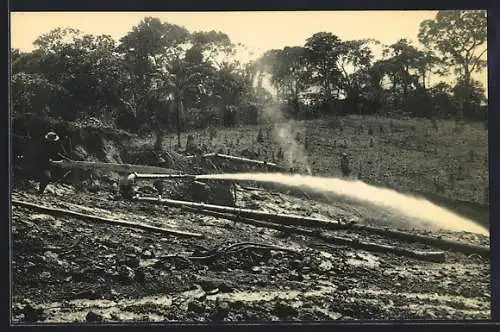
[31,131,64,195]
[340,152,351,178]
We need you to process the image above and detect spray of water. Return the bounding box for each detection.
[196,172,489,236]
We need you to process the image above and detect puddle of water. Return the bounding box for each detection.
[406,303,489,318]
[36,287,207,322]
[348,289,488,310]
[207,283,337,303]
[32,281,339,322]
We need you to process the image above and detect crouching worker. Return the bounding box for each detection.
[119,173,138,200]
[32,131,64,195]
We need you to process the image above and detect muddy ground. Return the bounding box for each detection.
[11,180,490,323]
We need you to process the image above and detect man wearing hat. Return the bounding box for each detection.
[32,131,64,195]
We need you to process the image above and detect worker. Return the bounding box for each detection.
[30,132,61,194]
[340,152,351,177]
[32,131,64,195]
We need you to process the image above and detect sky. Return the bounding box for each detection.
[10,11,488,91]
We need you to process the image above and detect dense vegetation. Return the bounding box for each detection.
[11,11,487,144]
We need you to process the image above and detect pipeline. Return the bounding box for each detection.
[187,153,286,171]
[130,173,196,181]
[181,206,447,263]
[50,160,180,175]
[136,196,490,257]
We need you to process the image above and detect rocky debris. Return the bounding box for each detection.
[29,214,55,222]
[11,188,491,322]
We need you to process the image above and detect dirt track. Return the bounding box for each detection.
[11,181,490,323]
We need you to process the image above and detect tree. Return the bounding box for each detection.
[304,32,343,108]
[452,79,487,120]
[129,22,234,148]
[119,17,190,130]
[418,10,487,120]
[11,72,65,116]
[429,82,456,118]
[382,39,422,109]
[11,28,127,121]
[336,39,375,113]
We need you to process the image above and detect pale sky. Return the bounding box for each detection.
[10,11,487,90]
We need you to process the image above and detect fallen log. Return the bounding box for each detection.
[50,160,180,175]
[181,207,446,263]
[12,200,203,238]
[137,196,489,257]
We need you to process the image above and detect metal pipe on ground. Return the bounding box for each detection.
[133,173,196,181]
[50,160,180,175]
[186,153,286,171]
[181,207,446,263]
[136,196,490,257]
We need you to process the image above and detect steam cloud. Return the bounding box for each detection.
[261,103,312,175]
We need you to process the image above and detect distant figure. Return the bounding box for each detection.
[31,131,64,195]
[340,152,351,177]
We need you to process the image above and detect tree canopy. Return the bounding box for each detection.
[11,10,488,138]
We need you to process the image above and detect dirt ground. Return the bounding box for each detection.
[11,180,490,323]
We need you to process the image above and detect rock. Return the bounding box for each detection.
[118,265,135,283]
[22,303,46,322]
[88,180,100,193]
[124,255,140,268]
[42,251,59,263]
[195,276,236,292]
[29,214,55,222]
[289,271,303,282]
[141,250,154,259]
[39,271,52,280]
[189,181,211,202]
[211,302,230,321]
[230,300,244,310]
[251,266,262,273]
[187,300,206,314]
[206,288,219,296]
[134,268,146,284]
[86,311,103,322]
[273,302,299,319]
